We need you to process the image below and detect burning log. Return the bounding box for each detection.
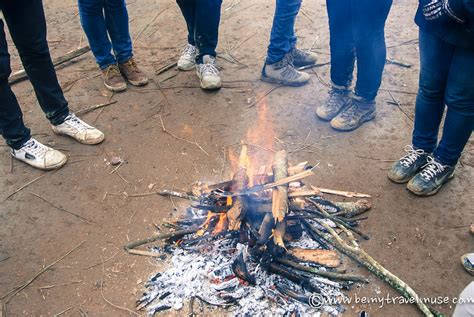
[272,150,289,248]
[288,248,340,268]
[227,144,249,231]
[268,263,320,294]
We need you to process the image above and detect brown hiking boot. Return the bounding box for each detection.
[102,64,127,92]
[118,58,148,86]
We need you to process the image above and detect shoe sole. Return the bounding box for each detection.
[387,173,414,184]
[330,110,376,132]
[178,64,195,71]
[461,254,474,276]
[104,82,127,92]
[52,129,105,145]
[13,154,67,171]
[260,75,309,87]
[406,173,455,196]
[196,72,222,90]
[127,78,149,86]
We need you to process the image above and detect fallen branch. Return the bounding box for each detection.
[158,115,209,156]
[74,100,117,116]
[30,192,93,223]
[2,173,47,202]
[9,46,91,85]
[314,222,441,317]
[247,84,283,108]
[124,227,199,252]
[0,241,85,315]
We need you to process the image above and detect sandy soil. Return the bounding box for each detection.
[0,0,473,316]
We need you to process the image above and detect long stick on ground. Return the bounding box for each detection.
[124,227,199,252]
[313,222,440,317]
[8,46,91,85]
[0,241,85,315]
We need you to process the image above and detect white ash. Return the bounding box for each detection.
[140,233,345,316]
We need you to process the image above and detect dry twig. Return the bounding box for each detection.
[30,192,93,223]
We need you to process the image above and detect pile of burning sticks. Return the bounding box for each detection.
[126,145,440,317]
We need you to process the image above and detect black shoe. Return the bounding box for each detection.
[289,48,317,68]
[330,97,376,131]
[316,87,351,121]
[388,145,430,183]
[407,156,455,196]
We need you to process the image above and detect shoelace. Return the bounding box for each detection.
[23,139,48,157]
[64,114,91,132]
[200,61,219,77]
[339,103,357,119]
[106,65,121,77]
[124,59,140,73]
[182,45,196,59]
[420,156,445,181]
[291,48,309,60]
[400,145,425,168]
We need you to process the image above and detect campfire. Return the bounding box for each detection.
[127,143,378,315]
[126,102,438,317]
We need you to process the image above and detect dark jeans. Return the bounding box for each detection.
[0,0,69,149]
[176,0,222,63]
[266,0,302,64]
[78,0,133,69]
[412,30,474,166]
[327,0,392,101]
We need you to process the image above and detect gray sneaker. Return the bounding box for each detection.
[196,55,221,90]
[407,156,455,196]
[330,97,376,131]
[290,47,317,68]
[388,145,430,183]
[261,55,310,87]
[316,87,351,121]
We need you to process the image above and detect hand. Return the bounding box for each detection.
[423,0,467,23]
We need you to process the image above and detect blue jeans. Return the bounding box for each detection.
[326,0,392,101]
[0,0,69,149]
[78,0,133,69]
[412,30,474,166]
[176,0,222,64]
[266,0,302,64]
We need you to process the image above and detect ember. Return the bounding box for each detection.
[128,144,376,316]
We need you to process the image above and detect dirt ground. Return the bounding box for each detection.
[1,0,473,316]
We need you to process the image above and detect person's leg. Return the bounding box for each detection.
[326,0,355,89]
[352,0,392,101]
[2,0,69,126]
[0,19,30,149]
[453,282,474,317]
[412,30,454,154]
[104,0,132,64]
[194,0,222,63]
[176,0,197,47]
[78,0,116,69]
[434,45,474,166]
[266,0,302,64]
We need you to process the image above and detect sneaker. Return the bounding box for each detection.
[407,156,455,196]
[118,58,149,86]
[52,113,105,145]
[11,138,67,170]
[102,64,127,92]
[196,55,222,90]
[290,47,317,68]
[461,253,474,276]
[330,97,376,131]
[177,44,197,71]
[316,87,351,121]
[388,145,430,183]
[261,55,310,87]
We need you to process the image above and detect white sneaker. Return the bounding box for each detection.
[177,44,197,71]
[196,55,222,90]
[11,138,67,170]
[52,113,105,145]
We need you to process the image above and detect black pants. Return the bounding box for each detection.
[0,0,69,149]
[327,0,392,101]
[176,0,223,63]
